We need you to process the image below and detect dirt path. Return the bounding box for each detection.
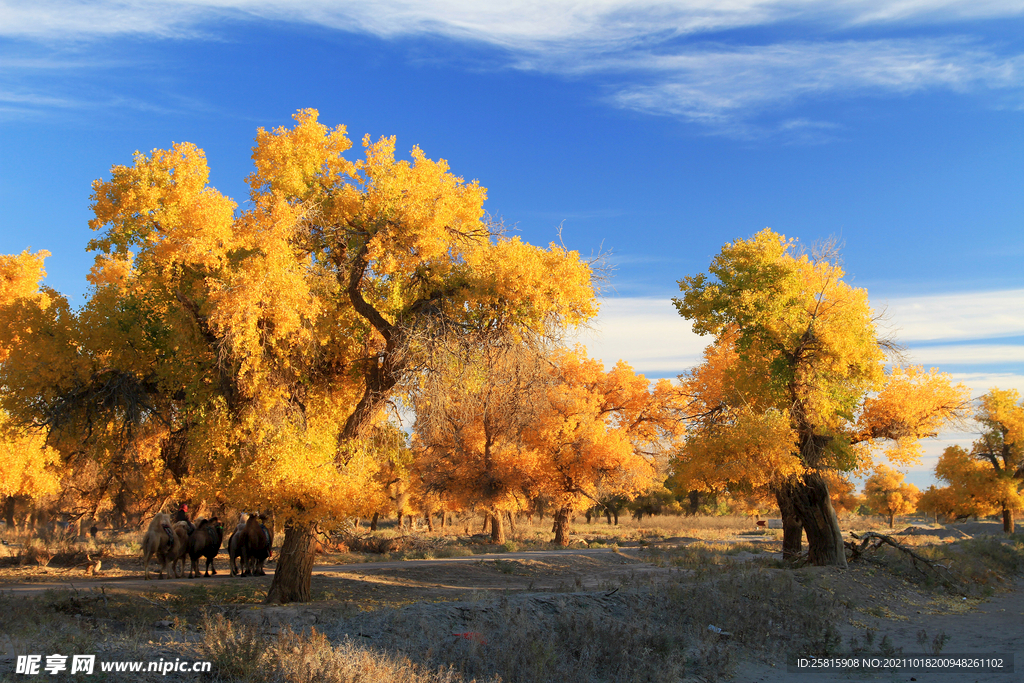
[0,547,648,597]
[734,577,1024,683]
[3,528,1020,682]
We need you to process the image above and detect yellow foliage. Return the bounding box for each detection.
[863,464,920,526]
[857,366,970,466]
[671,230,968,505]
[0,250,52,364]
[524,347,683,510]
[0,412,61,500]
[929,390,1024,522]
[2,109,598,536]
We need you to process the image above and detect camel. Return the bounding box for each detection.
[229,513,272,577]
[187,517,224,578]
[142,513,185,579]
[170,520,191,578]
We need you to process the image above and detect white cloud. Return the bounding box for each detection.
[580,290,1023,490]
[580,289,1024,378]
[876,288,1024,342]
[5,1,1024,44]
[907,344,1024,367]
[606,39,1024,126]
[4,1,1024,134]
[570,297,707,375]
[946,371,1024,397]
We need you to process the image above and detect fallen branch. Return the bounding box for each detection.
[136,594,175,616]
[847,531,961,589]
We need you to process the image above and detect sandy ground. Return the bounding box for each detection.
[731,573,1024,683]
[0,548,654,599]
[1,520,1021,681]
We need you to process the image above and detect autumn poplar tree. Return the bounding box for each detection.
[925,390,1024,532]
[0,412,61,529]
[413,342,551,544]
[672,230,968,566]
[525,347,685,545]
[863,465,920,528]
[0,110,598,602]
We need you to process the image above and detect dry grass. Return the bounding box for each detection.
[201,613,484,683]
[289,562,841,683]
[857,533,1024,596]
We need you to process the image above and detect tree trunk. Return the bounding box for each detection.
[775,487,803,560]
[370,512,379,531]
[586,510,592,524]
[783,473,847,568]
[481,514,489,535]
[888,513,895,529]
[506,510,517,536]
[489,513,505,543]
[605,510,612,524]
[265,523,317,604]
[2,497,15,531]
[553,507,571,546]
[426,513,434,532]
[1003,507,1014,534]
[613,510,619,525]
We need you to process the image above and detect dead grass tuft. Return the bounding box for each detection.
[856,534,1024,596]
[200,613,485,683]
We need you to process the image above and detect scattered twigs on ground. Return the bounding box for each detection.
[847,531,962,589]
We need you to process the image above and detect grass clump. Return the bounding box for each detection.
[859,535,1024,595]
[200,613,485,683]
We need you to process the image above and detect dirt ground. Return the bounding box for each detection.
[1,520,1021,681]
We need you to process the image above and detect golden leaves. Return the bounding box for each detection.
[0,412,61,500]
[857,366,969,447]
[89,142,237,272]
[925,388,1024,520]
[863,464,920,522]
[672,406,801,491]
[0,250,53,364]
[249,109,355,200]
[4,108,602,527]
[671,231,968,500]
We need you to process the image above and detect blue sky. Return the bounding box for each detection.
[2,1,1023,490]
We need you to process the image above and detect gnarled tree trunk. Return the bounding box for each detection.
[489,513,505,543]
[2,496,16,531]
[265,522,317,604]
[780,472,847,568]
[1003,507,1014,534]
[553,507,571,546]
[774,486,803,560]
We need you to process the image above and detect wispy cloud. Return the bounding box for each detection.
[579,290,1024,382]
[906,344,1024,366]
[877,288,1024,342]
[946,371,1024,397]
[4,1,1024,135]
[604,39,1024,130]
[582,291,1023,490]
[5,2,1024,44]
[570,297,706,375]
